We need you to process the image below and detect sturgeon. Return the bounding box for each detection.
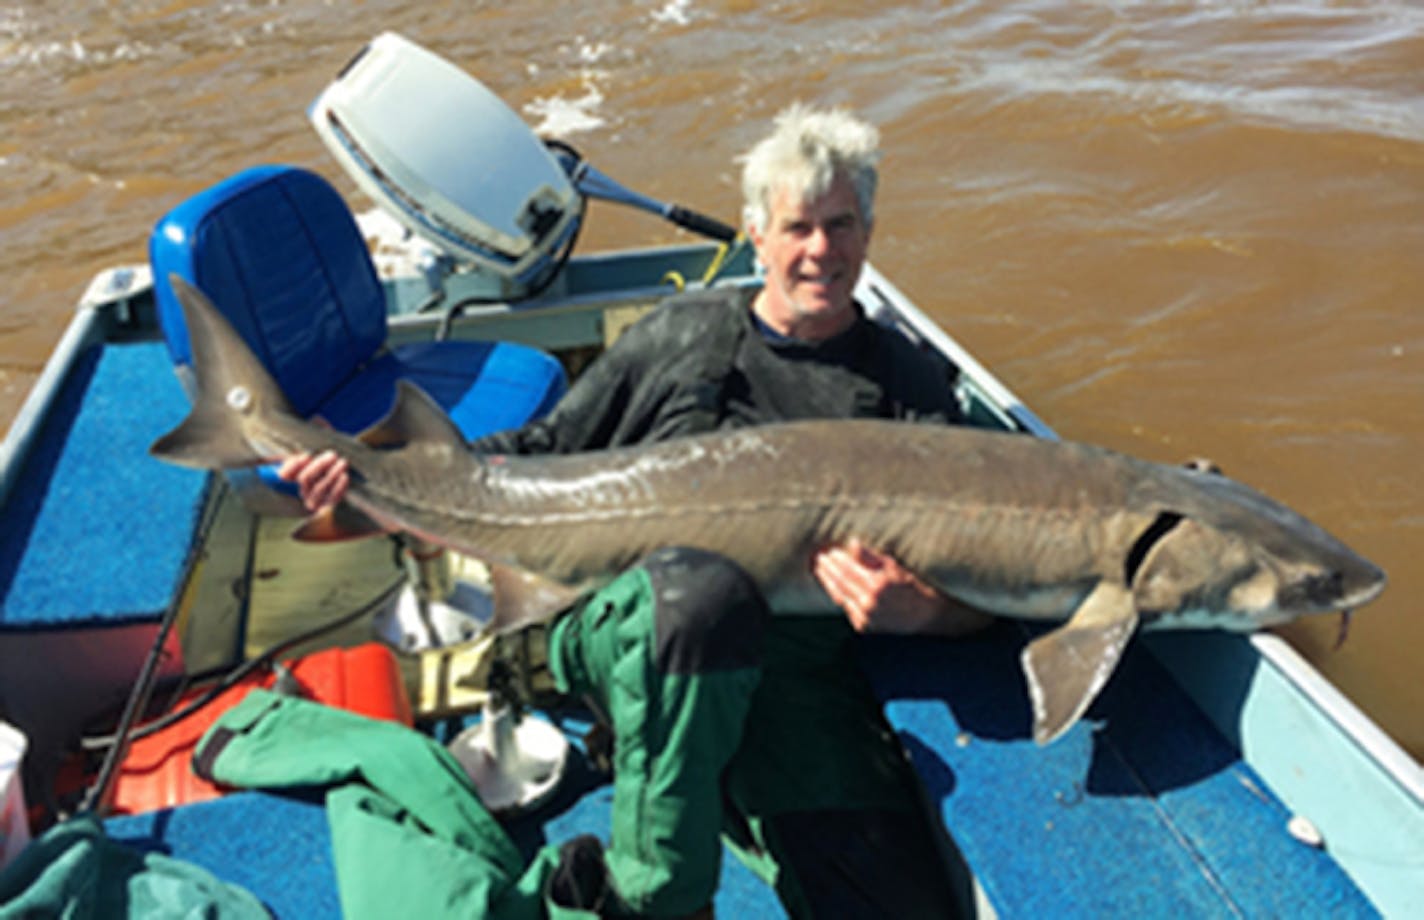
[151,276,1387,743]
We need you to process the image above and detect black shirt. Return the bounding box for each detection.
[472,285,962,455]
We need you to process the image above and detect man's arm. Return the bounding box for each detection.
[811,327,976,634]
[277,362,634,508]
[472,299,699,456]
[812,539,993,637]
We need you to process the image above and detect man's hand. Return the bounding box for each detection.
[277,450,350,513]
[812,540,992,637]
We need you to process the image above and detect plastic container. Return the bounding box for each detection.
[0,720,30,869]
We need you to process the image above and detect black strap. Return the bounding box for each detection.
[191,725,237,782]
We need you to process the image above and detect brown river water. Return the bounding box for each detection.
[1,1,1420,759]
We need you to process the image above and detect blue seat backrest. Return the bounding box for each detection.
[150,165,387,417]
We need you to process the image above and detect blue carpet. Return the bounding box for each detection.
[108,634,1378,918]
[860,626,1378,918]
[0,342,210,628]
[106,789,339,919]
[104,750,783,918]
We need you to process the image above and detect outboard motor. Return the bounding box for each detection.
[310,31,584,300]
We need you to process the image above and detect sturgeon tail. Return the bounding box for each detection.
[149,274,297,469]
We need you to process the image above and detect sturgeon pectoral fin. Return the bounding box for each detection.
[291,504,390,542]
[1021,580,1139,745]
[488,565,588,635]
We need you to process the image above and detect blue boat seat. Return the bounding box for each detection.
[149,165,566,508]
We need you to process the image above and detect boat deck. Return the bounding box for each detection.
[96,631,1377,918]
[0,340,209,632]
[862,632,1373,917]
[105,780,786,917]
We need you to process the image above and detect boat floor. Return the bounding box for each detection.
[98,628,1376,918]
[860,631,1374,917]
[104,746,785,918]
[0,341,209,632]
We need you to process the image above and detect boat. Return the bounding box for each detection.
[2,31,1420,918]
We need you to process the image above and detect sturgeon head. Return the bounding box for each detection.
[1128,465,1386,633]
[1022,458,1385,746]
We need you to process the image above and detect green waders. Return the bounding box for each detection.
[721,618,962,918]
[547,547,768,917]
[548,547,962,919]
[187,546,947,918]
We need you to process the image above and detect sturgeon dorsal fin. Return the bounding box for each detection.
[291,504,390,542]
[1021,580,1139,745]
[488,564,588,636]
[358,380,468,450]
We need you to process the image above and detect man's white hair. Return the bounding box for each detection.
[740,103,881,235]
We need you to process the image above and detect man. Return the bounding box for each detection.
[283,104,988,918]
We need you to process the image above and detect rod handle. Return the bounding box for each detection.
[667,204,738,242]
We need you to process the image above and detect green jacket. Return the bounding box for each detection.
[191,689,560,919]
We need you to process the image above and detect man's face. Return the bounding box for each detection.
[749,171,871,339]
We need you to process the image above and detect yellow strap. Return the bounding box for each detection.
[700,235,747,285]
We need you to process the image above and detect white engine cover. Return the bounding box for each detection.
[310,32,581,286]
